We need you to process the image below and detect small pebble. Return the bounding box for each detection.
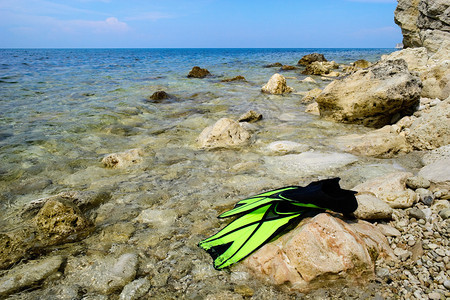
[438,208,450,220]
[408,208,426,220]
[416,188,435,206]
[428,292,442,300]
[406,176,430,190]
[444,280,450,290]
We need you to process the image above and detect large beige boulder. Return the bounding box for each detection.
[381,47,428,72]
[197,118,251,149]
[297,53,327,65]
[302,61,339,76]
[334,126,412,158]
[420,60,450,99]
[353,172,418,209]
[394,0,421,48]
[244,213,394,292]
[261,73,293,95]
[406,97,450,150]
[316,59,422,128]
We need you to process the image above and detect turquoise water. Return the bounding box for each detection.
[0,48,407,297]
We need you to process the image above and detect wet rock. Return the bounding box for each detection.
[187,66,211,78]
[302,61,339,75]
[244,214,394,292]
[353,193,393,220]
[353,172,418,208]
[134,209,177,228]
[148,90,170,102]
[206,290,244,300]
[406,176,431,190]
[264,151,357,178]
[297,53,327,66]
[265,141,310,155]
[353,59,371,69]
[408,207,426,220]
[237,110,262,123]
[415,188,435,206]
[281,65,297,70]
[119,277,151,300]
[0,256,63,298]
[263,62,282,68]
[101,148,143,168]
[406,97,450,150]
[221,75,246,82]
[305,102,320,115]
[33,199,92,245]
[301,76,317,83]
[316,59,422,128]
[0,227,35,269]
[301,88,322,103]
[334,126,412,158]
[197,118,251,149]
[418,158,450,190]
[261,73,293,95]
[63,253,138,294]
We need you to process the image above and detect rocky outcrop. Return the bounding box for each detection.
[353,172,418,209]
[263,62,282,68]
[244,213,394,292]
[301,88,322,103]
[316,59,422,128]
[281,65,297,71]
[297,53,327,65]
[395,0,450,53]
[353,59,371,69]
[187,66,211,78]
[238,110,262,123]
[148,91,170,102]
[261,73,293,95]
[197,118,251,149]
[334,126,412,158]
[302,61,339,75]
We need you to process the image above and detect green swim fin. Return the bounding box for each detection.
[198,178,358,270]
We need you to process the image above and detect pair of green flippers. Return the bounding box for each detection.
[198,178,358,269]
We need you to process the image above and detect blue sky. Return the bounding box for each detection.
[0,0,402,48]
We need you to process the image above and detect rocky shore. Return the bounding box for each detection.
[0,0,449,299]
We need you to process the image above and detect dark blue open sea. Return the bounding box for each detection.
[0,48,406,297]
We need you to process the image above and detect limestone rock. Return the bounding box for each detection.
[63,253,138,294]
[197,118,251,149]
[334,126,412,158]
[422,145,450,165]
[238,110,262,123]
[263,62,282,68]
[261,73,293,95]
[305,102,320,115]
[102,149,143,168]
[301,88,322,103]
[33,198,92,245]
[0,227,35,270]
[353,193,393,220]
[265,141,310,155]
[187,66,211,78]
[0,256,63,298]
[418,158,450,190]
[394,0,422,48]
[301,77,317,83]
[353,172,418,209]
[281,65,297,70]
[381,47,428,72]
[302,61,339,76]
[420,60,450,99]
[119,277,151,300]
[221,75,246,83]
[148,91,170,102]
[353,59,371,69]
[134,209,177,228]
[244,213,394,292]
[406,176,431,190]
[406,97,450,150]
[297,53,327,66]
[316,59,422,128]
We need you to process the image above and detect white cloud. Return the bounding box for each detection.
[124,12,173,22]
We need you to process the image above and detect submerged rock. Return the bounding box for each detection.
[297,53,327,66]
[221,75,246,82]
[281,65,297,71]
[353,172,418,209]
[261,73,293,95]
[197,118,251,149]
[305,102,320,115]
[0,256,64,298]
[263,62,282,68]
[316,59,422,128]
[265,141,310,155]
[63,253,138,294]
[101,149,143,168]
[119,277,151,300]
[301,88,322,103]
[237,110,262,123]
[244,213,394,292]
[187,66,211,78]
[148,90,170,102]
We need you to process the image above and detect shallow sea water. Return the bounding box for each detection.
[0,48,418,298]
